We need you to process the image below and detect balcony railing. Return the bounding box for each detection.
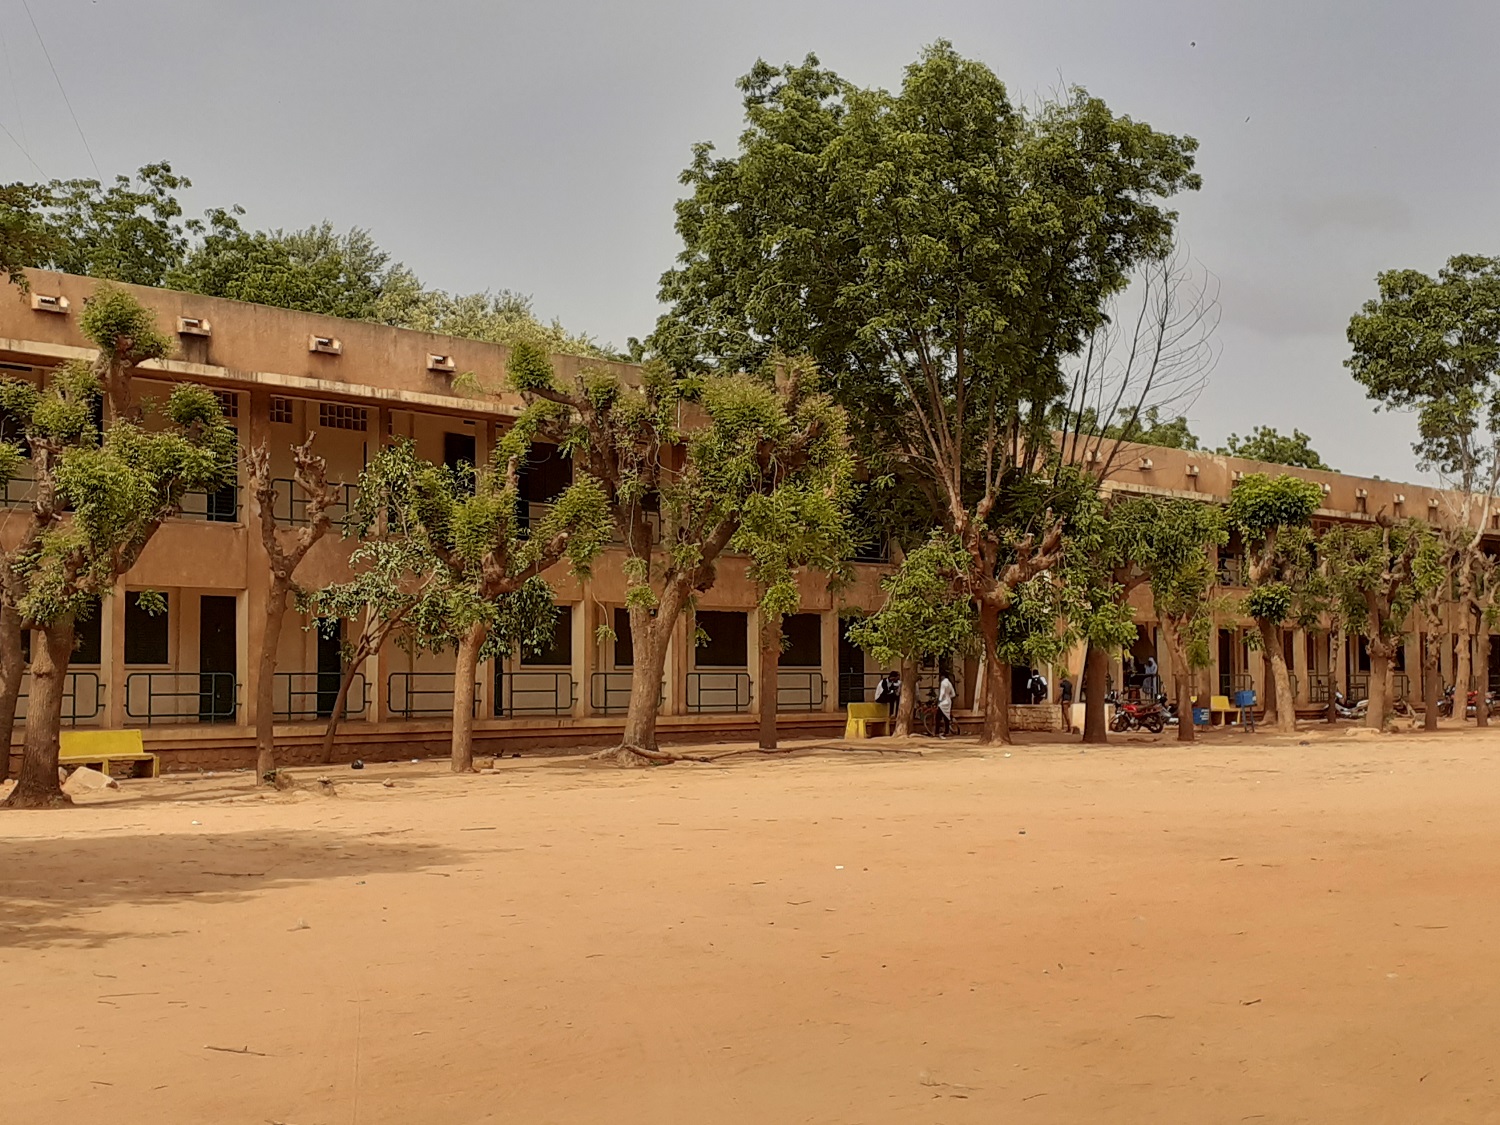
[272,479,359,528]
[1215,557,1245,587]
[1218,671,1253,697]
[16,670,103,726]
[1346,674,1369,704]
[1393,673,1411,701]
[125,672,238,724]
[179,485,241,523]
[0,472,36,509]
[776,670,826,711]
[686,671,751,713]
[1310,673,1330,703]
[495,670,575,716]
[386,672,479,719]
[273,671,368,720]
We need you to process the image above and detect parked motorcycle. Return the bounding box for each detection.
[1110,696,1165,734]
[1437,685,1497,719]
[1332,691,1368,721]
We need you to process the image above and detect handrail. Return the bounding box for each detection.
[837,670,937,706]
[125,671,238,724]
[1346,674,1370,703]
[1218,671,1253,696]
[273,671,367,720]
[16,670,103,726]
[1310,673,1331,703]
[495,669,575,716]
[272,479,359,528]
[685,670,752,713]
[588,671,666,714]
[386,671,479,718]
[776,670,826,711]
[0,471,36,509]
[1392,673,1411,701]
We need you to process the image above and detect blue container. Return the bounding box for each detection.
[1233,690,1256,708]
[1192,708,1210,726]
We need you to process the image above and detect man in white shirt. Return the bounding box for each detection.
[937,672,956,738]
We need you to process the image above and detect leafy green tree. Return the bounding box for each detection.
[247,437,339,781]
[1346,253,1500,704]
[1109,405,1201,451]
[511,342,851,764]
[1323,518,1443,728]
[1226,473,1324,732]
[1218,426,1330,470]
[401,426,611,772]
[0,182,54,289]
[654,42,1199,744]
[846,535,977,737]
[1,286,235,807]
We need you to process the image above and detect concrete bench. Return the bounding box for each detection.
[59,729,158,779]
[844,702,890,739]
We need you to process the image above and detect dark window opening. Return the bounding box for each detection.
[73,596,102,664]
[518,442,572,504]
[444,431,477,495]
[522,606,572,666]
[779,613,822,666]
[613,607,633,668]
[124,592,169,665]
[316,618,343,718]
[695,611,747,667]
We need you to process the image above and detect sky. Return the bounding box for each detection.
[2,0,1498,483]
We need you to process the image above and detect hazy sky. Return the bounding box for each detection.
[3,0,1497,482]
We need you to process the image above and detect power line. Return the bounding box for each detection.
[19,0,99,178]
[0,16,30,156]
[0,115,43,175]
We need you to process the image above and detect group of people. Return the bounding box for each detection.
[873,668,958,736]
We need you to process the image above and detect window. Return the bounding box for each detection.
[518,442,572,504]
[319,403,368,431]
[695,611,748,667]
[522,606,572,666]
[443,432,477,473]
[780,613,822,667]
[613,607,633,667]
[213,390,239,418]
[124,592,169,665]
[269,396,293,424]
[74,597,102,665]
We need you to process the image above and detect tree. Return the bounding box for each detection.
[1226,473,1323,733]
[1,182,54,289]
[511,342,850,764]
[655,44,1200,744]
[846,535,977,737]
[1324,517,1442,728]
[247,436,339,781]
[1218,426,1330,470]
[1346,253,1500,715]
[1,285,235,807]
[401,425,611,772]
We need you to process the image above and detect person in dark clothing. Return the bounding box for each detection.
[1059,673,1074,734]
[874,671,900,718]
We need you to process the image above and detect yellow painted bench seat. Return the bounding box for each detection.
[845,702,890,739]
[59,729,158,779]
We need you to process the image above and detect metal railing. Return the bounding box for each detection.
[386,672,479,718]
[1218,671,1253,697]
[1346,674,1369,704]
[125,671,238,724]
[1215,558,1245,587]
[776,670,826,711]
[1393,673,1411,701]
[605,508,663,547]
[686,671,752,713]
[496,669,575,716]
[0,471,36,508]
[272,479,359,527]
[838,670,939,706]
[16,670,104,726]
[588,671,665,714]
[179,485,241,523]
[273,671,367,720]
[1310,673,1330,703]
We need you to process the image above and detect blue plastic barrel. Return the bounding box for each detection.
[1192,708,1210,725]
[1233,690,1256,708]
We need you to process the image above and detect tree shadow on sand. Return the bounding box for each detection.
[0,827,461,950]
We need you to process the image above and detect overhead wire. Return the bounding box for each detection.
[19,0,98,177]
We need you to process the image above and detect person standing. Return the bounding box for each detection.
[1059,672,1074,733]
[937,671,956,738]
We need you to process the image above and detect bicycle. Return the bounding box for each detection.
[917,698,961,738]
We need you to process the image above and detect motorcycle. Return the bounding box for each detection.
[1437,685,1497,719]
[1333,691,1368,721]
[1110,696,1165,734]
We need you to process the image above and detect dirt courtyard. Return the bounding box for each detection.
[4,725,1500,1124]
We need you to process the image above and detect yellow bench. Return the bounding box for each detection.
[59,729,158,779]
[845,702,890,739]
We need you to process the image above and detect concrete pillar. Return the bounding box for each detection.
[106,578,127,728]
[668,610,688,716]
[572,593,592,718]
[242,386,273,731]
[1292,628,1309,705]
[369,607,390,725]
[820,610,839,713]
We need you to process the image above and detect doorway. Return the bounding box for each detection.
[317,619,343,718]
[198,595,237,723]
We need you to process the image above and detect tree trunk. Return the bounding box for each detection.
[975,602,1010,746]
[0,606,25,783]
[1455,626,1472,719]
[1366,650,1390,730]
[1326,628,1341,724]
[1422,631,1440,731]
[757,612,781,751]
[1260,649,1279,728]
[893,656,916,737]
[601,602,678,765]
[255,575,292,782]
[1081,642,1109,744]
[3,618,74,809]
[450,622,485,773]
[320,657,364,765]
[1476,619,1492,729]
[1160,619,1194,744]
[1256,621,1296,733]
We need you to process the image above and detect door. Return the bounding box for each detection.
[198,595,237,723]
[316,619,343,718]
[837,619,865,704]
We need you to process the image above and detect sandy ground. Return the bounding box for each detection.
[3,723,1500,1124]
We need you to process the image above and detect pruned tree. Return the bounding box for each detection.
[510,341,850,764]
[400,425,611,773]
[1226,473,1323,733]
[1,285,235,807]
[1218,427,1330,470]
[1324,517,1443,729]
[846,535,977,737]
[248,436,339,781]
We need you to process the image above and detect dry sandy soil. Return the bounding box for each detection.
[3,723,1500,1124]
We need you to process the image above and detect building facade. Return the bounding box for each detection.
[0,271,1491,770]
